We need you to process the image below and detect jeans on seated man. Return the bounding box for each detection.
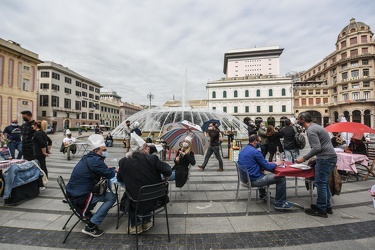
[238,134,293,210]
[63,129,77,160]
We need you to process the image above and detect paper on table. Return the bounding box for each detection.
[290,164,311,170]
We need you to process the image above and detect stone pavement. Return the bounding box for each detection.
[0,132,375,249]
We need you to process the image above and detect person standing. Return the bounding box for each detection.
[123,120,131,151]
[257,122,268,158]
[266,125,283,162]
[63,129,77,160]
[3,119,23,159]
[32,121,52,179]
[279,119,299,163]
[21,111,35,161]
[295,111,337,218]
[198,122,224,172]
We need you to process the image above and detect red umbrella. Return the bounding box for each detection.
[325,122,375,134]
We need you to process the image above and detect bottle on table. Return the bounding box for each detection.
[275,146,280,161]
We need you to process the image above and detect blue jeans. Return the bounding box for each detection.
[202,145,223,169]
[168,170,176,181]
[314,157,337,212]
[284,149,299,163]
[251,174,287,206]
[89,191,116,225]
[8,141,23,159]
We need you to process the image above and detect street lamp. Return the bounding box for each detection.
[147,92,154,109]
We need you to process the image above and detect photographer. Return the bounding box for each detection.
[20,111,35,160]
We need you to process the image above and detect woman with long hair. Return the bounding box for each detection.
[266,125,283,162]
[32,121,52,183]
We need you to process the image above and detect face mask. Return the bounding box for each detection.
[101,151,108,158]
[12,123,18,126]
[297,121,303,126]
[256,142,261,148]
[22,117,28,122]
[182,142,189,148]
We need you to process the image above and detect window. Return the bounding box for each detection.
[245,106,249,112]
[89,86,94,91]
[95,88,100,93]
[342,85,348,90]
[281,88,286,96]
[323,90,328,94]
[352,92,360,100]
[342,93,348,101]
[223,91,227,98]
[82,92,87,97]
[82,83,87,89]
[42,111,46,116]
[256,89,260,97]
[316,90,320,94]
[212,107,216,110]
[362,59,369,65]
[212,91,216,98]
[95,114,99,120]
[82,100,87,108]
[316,98,321,104]
[364,91,370,99]
[363,69,369,77]
[23,65,30,71]
[342,72,348,80]
[268,89,273,97]
[245,90,249,97]
[76,91,81,96]
[52,72,60,80]
[22,78,29,91]
[351,61,358,67]
[361,35,367,43]
[282,105,286,112]
[363,82,370,87]
[234,106,238,113]
[82,112,87,119]
[341,40,346,48]
[53,111,57,117]
[89,94,94,99]
[76,81,82,87]
[350,37,357,45]
[269,106,273,112]
[308,90,314,95]
[223,107,227,112]
[76,114,80,119]
[341,52,347,59]
[65,77,71,84]
[64,98,71,109]
[341,64,347,70]
[51,96,59,107]
[75,101,81,110]
[40,95,49,106]
[95,95,100,100]
[351,70,359,78]
[64,88,71,94]
[40,83,49,89]
[257,106,260,113]
[350,49,358,57]
[52,84,60,91]
[234,90,238,98]
[362,47,368,54]
[301,90,306,95]
[41,71,49,78]
[352,83,359,89]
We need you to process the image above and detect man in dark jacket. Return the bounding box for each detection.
[20,111,35,160]
[198,122,224,172]
[117,132,172,234]
[66,134,116,238]
[279,118,300,163]
[3,119,23,159]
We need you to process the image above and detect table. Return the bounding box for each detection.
[336,152,369,181]
[273,162,315,204]
[75,142,89,155]
[0,159,27,170]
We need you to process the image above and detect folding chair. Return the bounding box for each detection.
[169,164,192,205]
[234,162,270,214]
[57,176,89,243]
[127,182,170,250]
[364,147,375,180]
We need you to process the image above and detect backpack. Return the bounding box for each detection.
[292,126,306,150]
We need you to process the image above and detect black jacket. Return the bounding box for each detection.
[279,126,296,150]
[172,150,196,188]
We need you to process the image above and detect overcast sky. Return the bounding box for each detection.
[1,0,375,106]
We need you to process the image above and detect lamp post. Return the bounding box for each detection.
[147,92,154,109]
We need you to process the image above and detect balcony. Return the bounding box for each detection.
[52,107,82,113]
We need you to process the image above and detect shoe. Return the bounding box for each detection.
[274,201,294,210]
[216,168,224,172]
[305,208,328,218]
[82,225,104,238]
[198,165,205,171]
[67,157,71,161]
[142,220,153,232]
[311,204,333,214]
[39,187,46,191]
[129,224,143,235]
[241,182,249,187]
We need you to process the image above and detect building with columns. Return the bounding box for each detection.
[100,90,121,129]
[299,18,375,127]
[0,38,42,129]
[207,46,293,126]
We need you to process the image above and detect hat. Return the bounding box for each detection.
[88,134,106,150]
[133,122,140,128]
[185,135,193,143]
[289,118,296,125]
[66,129,72,135]
[130,132,145,151]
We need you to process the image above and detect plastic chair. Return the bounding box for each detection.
[234,162,271,214]
[56,176,89,243]
[126,182,170,250]
[169,164,192,205]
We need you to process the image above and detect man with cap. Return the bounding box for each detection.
[66,134,117,238]
[117,132,172,234]
[20,110,35,160]
[3,119,23,159]
[62,129,77,160]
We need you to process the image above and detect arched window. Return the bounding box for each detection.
[269,89,273,96]
[234,90,238,97]
[223,91,227,98]
[245,90,249,97]
[282,88,286,96]
[212,91,216,98]
[256,89,260,97]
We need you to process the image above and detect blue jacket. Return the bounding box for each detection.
[238,144,277,181]
[3,160,41,199]
[66,151,116,197]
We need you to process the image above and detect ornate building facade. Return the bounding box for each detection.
[299,18,375,127]
[100,90,121,129]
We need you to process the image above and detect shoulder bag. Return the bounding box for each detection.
[86,157,108,195]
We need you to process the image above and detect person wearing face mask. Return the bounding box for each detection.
[238,134,293,210]
[20,110,35,160]
[168,135,196,187]
[279,118,300,163]
[66,134,117,238]
[3,119,23,159]
[257,122,268,157]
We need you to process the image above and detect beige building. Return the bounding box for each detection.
[0,38,43,129]
[299,18,375,127]
[100,90,121,129]
[163,99,208,108]
[119,102,143,123]
[37,61,102,131]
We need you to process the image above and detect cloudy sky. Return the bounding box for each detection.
[1,0,375,106]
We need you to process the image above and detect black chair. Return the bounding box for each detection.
[169,164,192,205]
[127,182,170,250]
[57,176,89,243]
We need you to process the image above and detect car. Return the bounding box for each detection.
[46,124,55,134]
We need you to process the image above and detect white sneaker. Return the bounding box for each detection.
[40,187,46,191]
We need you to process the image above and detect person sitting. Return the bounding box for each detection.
[345,134,367,155]
[238,134,293,210]
[63,129,77,160]
[331,132,344,148]
[168,135,196,188]
[117,132,172,234]
[105,132,113,147]
[66,134,117,238]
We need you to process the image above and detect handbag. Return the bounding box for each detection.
[86,158,107,195]
[329,166,342,196]
[31,160,48,186]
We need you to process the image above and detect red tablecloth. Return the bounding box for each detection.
[0,159,27,170]
[273,162,315,178]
